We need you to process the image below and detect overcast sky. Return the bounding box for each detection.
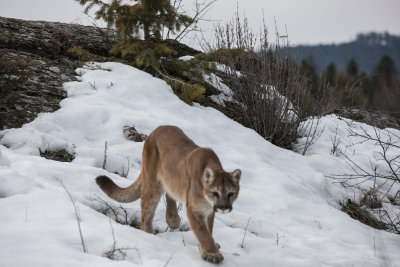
[1,0,399,46]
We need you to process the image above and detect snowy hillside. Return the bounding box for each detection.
[1,62,399,266]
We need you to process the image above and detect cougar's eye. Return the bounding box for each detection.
[211,191,219,198]
[228,192,235,198]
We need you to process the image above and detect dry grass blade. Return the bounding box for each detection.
[240,217,251,248]
[56,178,88,253]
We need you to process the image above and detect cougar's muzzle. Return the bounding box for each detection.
[214,205,232,214]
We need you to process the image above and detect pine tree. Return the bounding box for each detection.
[299,59,319,99]
[374,55,397,86]
[324,62,336,86]
[370,55,400,113]
[346,58,358,77]
[75,0,198,71]
[76,0,193,42]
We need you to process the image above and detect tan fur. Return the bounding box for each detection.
[96,125,241,264]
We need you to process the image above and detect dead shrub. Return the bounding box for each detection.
[341,199,387,230]
[92,195,141,229]
[205,12,328,150]
[331,125,400,233]
[123,125,147,142]
[40,149,75,162]
[360,188,383,209]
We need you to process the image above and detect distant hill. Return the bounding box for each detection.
[293,32,400,75]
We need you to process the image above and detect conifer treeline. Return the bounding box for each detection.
[300,55,400,117]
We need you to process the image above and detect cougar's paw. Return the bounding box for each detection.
[166,213,181,230]
[141,223,154,234]
[201,251,224,264]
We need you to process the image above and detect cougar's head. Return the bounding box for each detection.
[203,167,241,214]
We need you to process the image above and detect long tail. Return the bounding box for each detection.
[96,174,142,203]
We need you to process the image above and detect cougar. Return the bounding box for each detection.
[96,125,241,263]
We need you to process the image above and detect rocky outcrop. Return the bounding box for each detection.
[335,108,400,130]
[0,49,78,129]
[0,16,117,59]
[0,16,118,130]
[0,16,202,130]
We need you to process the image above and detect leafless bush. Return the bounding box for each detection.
[91,196,143,261]
[296,118,325,155]
[332,126,400,198]
[330,124,342,156]
[330,125,400,233]
[360,188,382,209]
[92,194,141,229]
[206,12,328,149]
[103,218,142,263]
[375,208,400,234]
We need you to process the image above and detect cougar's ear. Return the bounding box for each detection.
[203,167,215,184]
[231,169,241,184]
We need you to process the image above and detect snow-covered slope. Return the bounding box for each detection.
[1,62,399,267]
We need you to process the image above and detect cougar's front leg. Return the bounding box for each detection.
[207,212,220,249]
[207,212,215,233]
[187,209,223,264]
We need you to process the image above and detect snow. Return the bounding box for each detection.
[1,62,399,266]
[178,55,195,61]
[212,62,243,78]
[177,57,238,107]
[177,56,235,107]
[205,62,244,107]
[205,73,234,106]
[297,115,400,198]
[296,115,400,236]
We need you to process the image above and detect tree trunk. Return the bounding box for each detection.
[143,23,150,41]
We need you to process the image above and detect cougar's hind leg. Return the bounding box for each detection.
[141,179,163,234]
[140,135,163,234]
[166,193,181,230]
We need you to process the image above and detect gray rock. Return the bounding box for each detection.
[0,16,118,58]
[0,16,119,130]
[49,66,60,73]
[0,49,76,129]
[335,108,400,130]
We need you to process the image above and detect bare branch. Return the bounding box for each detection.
[329,123,400,233]
[174,0,218,41]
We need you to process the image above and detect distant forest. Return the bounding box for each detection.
[294,32,400,76]
[291,32,400,118]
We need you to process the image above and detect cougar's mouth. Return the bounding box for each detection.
[214,206,232,214]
